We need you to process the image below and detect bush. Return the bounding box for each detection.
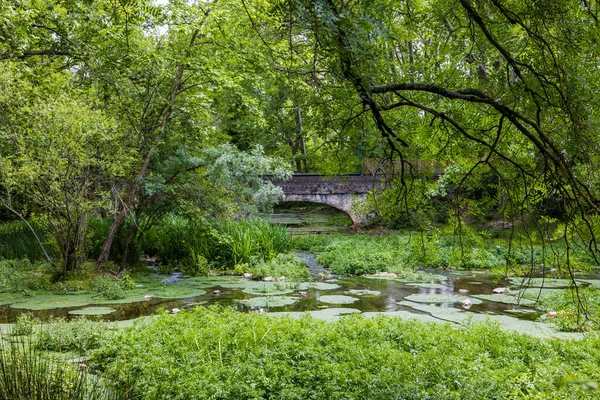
[13,313,37,336]
[92,306,600,399]
[536,287,600,332]
[37,318,115,353]
[91,274,136,300]
[250,253,311,281]
[0,259,52,293]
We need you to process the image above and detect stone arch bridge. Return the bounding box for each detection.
[269,174,384,225]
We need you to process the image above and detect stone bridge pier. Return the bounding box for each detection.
[269,175,384,226]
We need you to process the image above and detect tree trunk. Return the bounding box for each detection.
[96,209,127,267]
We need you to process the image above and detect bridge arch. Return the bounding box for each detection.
[270,174,383,226]
[278,196,358,225]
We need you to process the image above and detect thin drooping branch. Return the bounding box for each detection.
[0,197,54,266]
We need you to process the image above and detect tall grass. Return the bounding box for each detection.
[0,334,113,399]
[0,221,51,261]
[141,216,292,269]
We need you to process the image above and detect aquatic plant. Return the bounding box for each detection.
[141,216,292,270]
[0,220,53,261]
[0,334,113,399]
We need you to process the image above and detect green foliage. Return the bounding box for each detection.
[142,217,292,270]
[0,221,52,261]
[90,275,136,300]
[250,253,311,281]
[0,259,52,293]
[537,287,600,332]
[0,334,112,400]
[92,306,600,399]
[36,318,114,353]
[13,313,37,336]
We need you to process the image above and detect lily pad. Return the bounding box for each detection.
[150,285,207,299]
[69,306,116,316]
[405,283,448,290]
[362,311,440,323]
[0,293,29,305]
[11,294,94,310]
[182,276,249,289]
[242,283,295,296]
[576,279,600,287]
[518,287,562,302]
[404,294,482,305]
[297,282,341,291]
[397,301,582,339]
[319,295,359,304]
[471,294,536,306]
[509,278,572,288]
[346,289,381,297]
[242,296,300,308]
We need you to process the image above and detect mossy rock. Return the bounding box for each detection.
[346,289,381,297]
[404,294,482,305]
[319,295,359,304]
[69,306,116,316]
[241,296,300,308]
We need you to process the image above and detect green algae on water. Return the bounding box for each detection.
[346,289,381,297]
[319,295,359,304]
[69,306,116,316]
[404,294,482,305]
[241,296,300,308]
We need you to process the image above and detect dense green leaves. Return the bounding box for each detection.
[93,306,600,399]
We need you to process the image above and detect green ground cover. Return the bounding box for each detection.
[87,306,600,399]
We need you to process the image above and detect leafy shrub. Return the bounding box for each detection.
[537,287,600,332]
[13,313,37,336]
[250,253,310,281]
[91,274,136,300]
[0,259,52,293]
[92,306,600,400]
[37,318,115,353]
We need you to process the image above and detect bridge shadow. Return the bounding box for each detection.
[269,201,353,234]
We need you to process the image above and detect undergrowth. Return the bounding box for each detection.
[91,306,600,399]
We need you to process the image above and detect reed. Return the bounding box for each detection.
[0,333,112,399]
[0,221,51,261]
